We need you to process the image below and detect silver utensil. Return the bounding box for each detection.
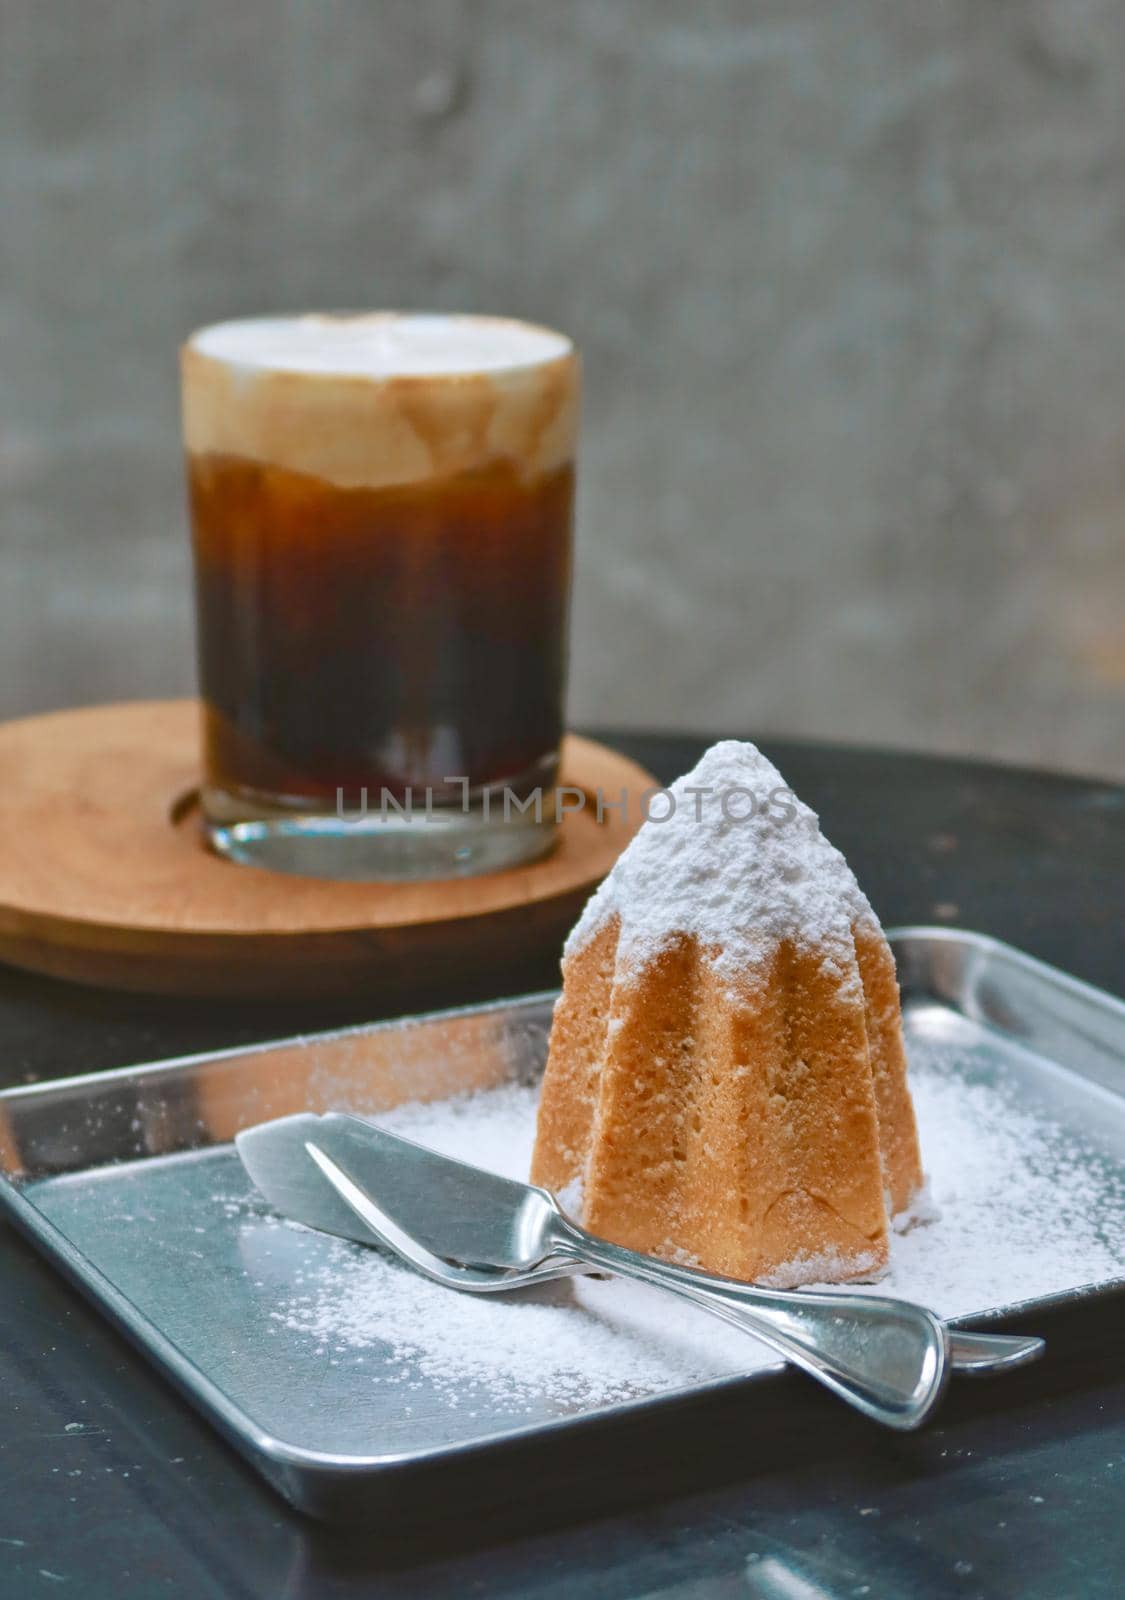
[235,1112,1044,1376]
[237,1112,1044,1429]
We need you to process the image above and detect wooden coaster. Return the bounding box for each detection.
[0,701,655,999]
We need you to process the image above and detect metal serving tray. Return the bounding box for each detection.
[0,928,1123,1524]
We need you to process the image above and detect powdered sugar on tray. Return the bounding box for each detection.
[265,1081,766,1407]
[859,1050,1125,1311]
[251,1044,1125,1413]
[565,740,875,979]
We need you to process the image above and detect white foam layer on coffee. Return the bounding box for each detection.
[182,313,578,490]
[191,313,572,378]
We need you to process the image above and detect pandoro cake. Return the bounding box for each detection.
[530,740,925,1287]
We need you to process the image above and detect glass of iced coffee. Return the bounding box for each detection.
[181,313,577,879]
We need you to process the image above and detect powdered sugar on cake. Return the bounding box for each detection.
[566,740,876,985]
[757,1245,885,1290]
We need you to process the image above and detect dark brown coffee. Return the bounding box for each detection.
[189,453,573,807]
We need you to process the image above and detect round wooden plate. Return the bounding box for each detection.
[0,701,656,999]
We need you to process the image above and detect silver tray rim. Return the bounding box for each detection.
[0,925,1123,1487]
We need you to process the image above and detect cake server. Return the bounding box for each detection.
[236,1113,1043,1428]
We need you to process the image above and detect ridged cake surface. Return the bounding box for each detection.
[530,741,924,1286]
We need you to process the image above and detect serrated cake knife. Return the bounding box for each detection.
[236,1112,1044,1429]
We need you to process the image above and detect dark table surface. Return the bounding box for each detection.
[0,731,1123,1600]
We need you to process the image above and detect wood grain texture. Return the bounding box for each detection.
[0,701,655,999]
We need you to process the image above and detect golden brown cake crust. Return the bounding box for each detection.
[853,923,925,1218]
[530,740,926,1288]
[532,916,921,1286]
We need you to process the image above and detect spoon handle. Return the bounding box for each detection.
[551,1219,949,1430]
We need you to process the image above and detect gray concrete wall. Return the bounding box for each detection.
[2,0,1123,778]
